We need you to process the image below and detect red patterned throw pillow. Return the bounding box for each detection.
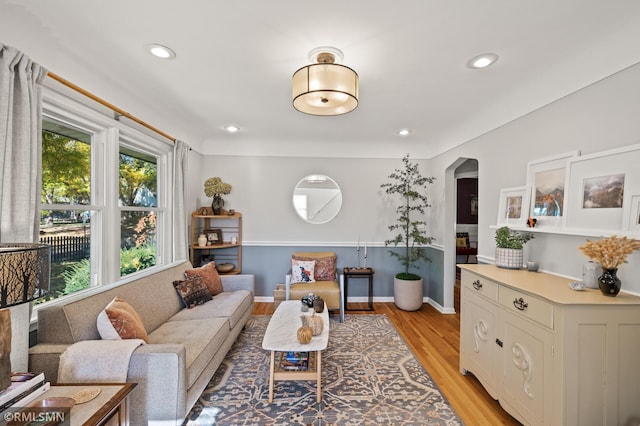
[185,261,223,296]
[173,275,213,309]
[293,255,336,281]
[97,296,149,343]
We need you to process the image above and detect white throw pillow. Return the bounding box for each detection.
[291,259,316,283]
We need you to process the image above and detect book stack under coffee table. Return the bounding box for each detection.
[262,300,330,403]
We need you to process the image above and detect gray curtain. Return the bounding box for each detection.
[0,44,48,243]
[172,139,189,261]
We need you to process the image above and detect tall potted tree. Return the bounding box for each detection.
[380,154,435,311]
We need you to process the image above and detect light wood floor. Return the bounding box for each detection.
[253,287,521,425]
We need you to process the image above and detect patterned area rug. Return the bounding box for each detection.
[184,314,463,425]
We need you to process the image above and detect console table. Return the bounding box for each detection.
[343,267,374,311]
[459,264,640,425]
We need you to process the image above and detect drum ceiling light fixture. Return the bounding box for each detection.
[292,46,359,116]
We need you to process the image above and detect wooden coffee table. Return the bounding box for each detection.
[262,300,330,402]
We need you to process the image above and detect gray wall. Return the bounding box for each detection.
[187,61,640,305]
[185,155,440,304]
[428,61,640,296]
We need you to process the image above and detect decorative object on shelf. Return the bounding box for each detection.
[204,177,231,215]
[578,235,640,296]
[526,261,539,272]
[197,234,207,247]
[526,217,537,228]
[301,293,319,308]
[197,206,214,216]
[582,260,601,289]
[292,46,358,116]
[568,281,585,291]
[380,154,435,311]
[598,268,622,296]
[494,226,534,269]
[227,209,235,216]
[231,236,237,245]
[215,263,234,273]
[312,297,325,313]
[204,229,223,245]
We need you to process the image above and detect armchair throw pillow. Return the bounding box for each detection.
[293,254,336,281]
[291,259,316,283]
[97,296,149,343]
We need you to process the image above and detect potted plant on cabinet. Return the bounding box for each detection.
[494,226,534,269]
[380,154,435,311]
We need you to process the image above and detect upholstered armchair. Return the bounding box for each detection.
[285,251,345,322]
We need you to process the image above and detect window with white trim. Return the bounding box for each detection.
[38,85,172,303]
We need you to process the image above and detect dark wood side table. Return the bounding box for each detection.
[39,383,135,426]
[343,267,374,311]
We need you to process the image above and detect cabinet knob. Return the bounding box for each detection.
[472,280,483,290]
[495,338,503,348]
[513,297,528,311]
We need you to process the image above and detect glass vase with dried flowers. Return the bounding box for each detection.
[204,177,231,215]
[578,235,640,296]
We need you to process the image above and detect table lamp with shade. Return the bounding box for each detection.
[0,243,50,391]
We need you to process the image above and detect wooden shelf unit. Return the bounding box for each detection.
[190,212,242,274]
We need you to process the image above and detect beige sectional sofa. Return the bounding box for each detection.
[29,260,254,425]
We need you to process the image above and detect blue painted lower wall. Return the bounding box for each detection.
[240,245,446,306]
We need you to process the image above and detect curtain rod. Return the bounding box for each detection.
[47,71,176,143]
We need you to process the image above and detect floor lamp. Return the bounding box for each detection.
[0,244,50,391]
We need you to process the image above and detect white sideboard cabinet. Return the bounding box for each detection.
[459,264,640,426]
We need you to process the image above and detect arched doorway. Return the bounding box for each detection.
[443,158,478,313]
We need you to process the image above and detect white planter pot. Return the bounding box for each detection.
[394,276,423,311]
[495,247,524,269]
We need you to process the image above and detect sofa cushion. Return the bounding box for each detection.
[173,276,212,309]
[96,296,149,343]
[184,262,223,296]
[291,259,315,283]
[168,290,253,330]
[148,317,229,389]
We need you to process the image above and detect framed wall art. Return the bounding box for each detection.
[497,186,529,226]
[565,144,640,233]
[526,151,580,228]
[626,195,640,234]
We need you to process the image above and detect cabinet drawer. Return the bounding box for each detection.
[462,274,498,302]
[498,286,554,329]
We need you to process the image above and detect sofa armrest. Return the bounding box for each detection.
[128,344,188,425]
[29,343,71,382]
[221,274,255,293]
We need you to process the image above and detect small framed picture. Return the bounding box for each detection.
[204,228,223,245]
[497,186,529,226]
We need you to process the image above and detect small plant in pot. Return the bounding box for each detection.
[380,154,435,311]
[494,226,534,269]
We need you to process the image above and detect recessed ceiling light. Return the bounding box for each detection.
[467,53,499,69]
[146,44,176,59]
[224,125,240,133]
[398,129,412,136]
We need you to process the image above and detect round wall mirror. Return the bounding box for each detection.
[292,174,343,224]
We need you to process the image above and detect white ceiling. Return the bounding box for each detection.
[2,0,640,158]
